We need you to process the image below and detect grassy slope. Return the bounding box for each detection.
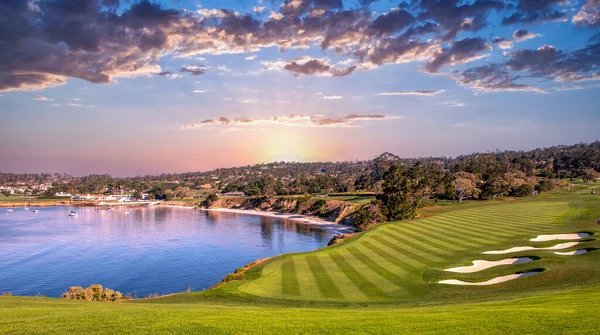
[2,186,600,334]
[2,286,600,334]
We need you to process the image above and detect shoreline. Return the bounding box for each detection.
[199,208,355,234]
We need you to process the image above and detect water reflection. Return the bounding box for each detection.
[0,206,332,297]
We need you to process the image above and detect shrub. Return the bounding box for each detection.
[62,284,125,302]
[309,199,327,214]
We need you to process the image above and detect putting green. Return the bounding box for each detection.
[238,201,570,301]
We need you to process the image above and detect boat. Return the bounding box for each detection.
[6,209,13,212]
[24,207,30,211]
[32,209,39,213]
[68,201,78,217]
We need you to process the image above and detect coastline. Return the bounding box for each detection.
[199,208,355,234]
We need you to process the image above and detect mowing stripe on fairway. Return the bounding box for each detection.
[347,246,412,293]
[405,221,507,244]
[429,217,545,237]
[305,255,344,299]
[292,256,324,299]
[327,250,390,299]
[383,229,449,260]
[446,216,554,235]
[386,225,483,251]
[369,234,437,266]
[281,259,300,296]
[452,216,553,234]
[316,254,369,301]
[455,210,562,225]
[405,219,509,242]
[398,223,481,249]
[361,240,419,272]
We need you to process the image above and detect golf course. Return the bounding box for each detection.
[2,184,600,334]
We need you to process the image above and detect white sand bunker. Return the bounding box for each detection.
[439,271,540,286]
[530,233,590,242]
[555,250,589,256]
[483,242,580,255]
[444,257,534,273]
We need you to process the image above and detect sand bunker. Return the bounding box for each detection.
[555,250,589,255]
[438,271,541,286]
[483,242,580,255]
[530,233,590,242]
[444,257,534,273]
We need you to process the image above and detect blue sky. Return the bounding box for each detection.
[0,0,599,176]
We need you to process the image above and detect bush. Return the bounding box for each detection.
[309,199,327,214]
[61,284,125,302]
[512,183,535,197]
[201,193,219,207]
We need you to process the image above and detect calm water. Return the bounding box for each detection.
[0,206,332,297]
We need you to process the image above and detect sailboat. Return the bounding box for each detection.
[68,201,78,217]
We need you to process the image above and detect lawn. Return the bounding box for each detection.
[2,186,600,334]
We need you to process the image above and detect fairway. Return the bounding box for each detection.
[237,200,591,301]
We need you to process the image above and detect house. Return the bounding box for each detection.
[54,192,72,197]
[72,194,96,201]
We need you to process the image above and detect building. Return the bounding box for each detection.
[54,192,72,197]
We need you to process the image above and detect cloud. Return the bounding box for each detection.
[573,0,600,27]
[441,100,466,107]
[492,37,514,50]
[180,65,208,76]
[191,90,206,93]
[245,55,257,60]
[501,0,568,25]
[454,40,600,93]
[323,95,343,100]
[512,29,541,42]
[281,58,356,77]
[456,64,547,93]
[375,90,445,96]
[34,96,52,101]
[181,113,401,130]
[424,37,491,73]
[0,0,594,94]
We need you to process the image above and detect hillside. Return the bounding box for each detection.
[2,184,600,334]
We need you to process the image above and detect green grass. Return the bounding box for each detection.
[325,195,376,204]
[236,199,589,302]
[2,286,600,334]
[2,186,600,333]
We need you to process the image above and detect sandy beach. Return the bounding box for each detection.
[199,208,355,234]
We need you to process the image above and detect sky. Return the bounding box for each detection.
[0,0,599,176]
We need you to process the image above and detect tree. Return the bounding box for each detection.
[377,165,421,221]
[453,178,480,202]
[582,169,598,183]
[1,190,10,197]
[202,193,219,207]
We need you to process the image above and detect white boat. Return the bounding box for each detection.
[33,209,39,213]
[6,209,13,212]
[68,202,78,217]
[24,207,30,211]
